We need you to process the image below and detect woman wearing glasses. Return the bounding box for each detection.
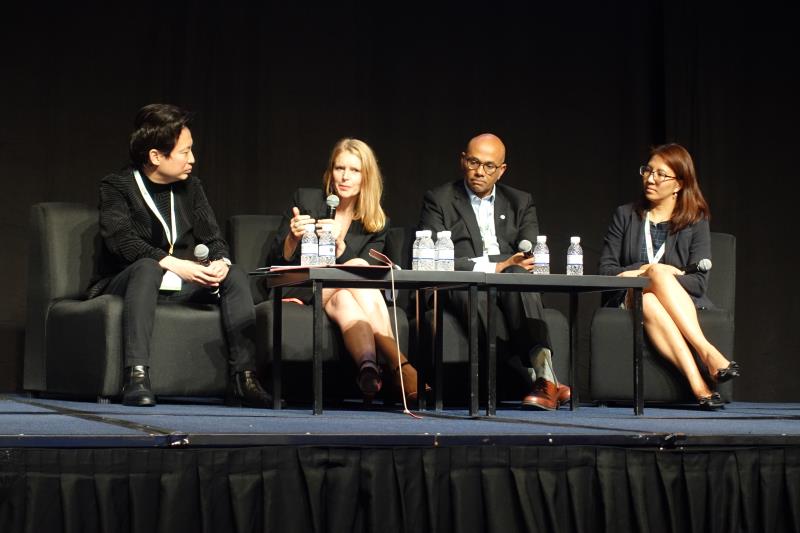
[598,143,739,409]
[267,138,424,405]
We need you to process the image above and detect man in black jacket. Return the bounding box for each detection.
[88,104,273,407]
[417,133,569,410]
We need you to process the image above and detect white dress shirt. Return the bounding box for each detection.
[464,182,501,273]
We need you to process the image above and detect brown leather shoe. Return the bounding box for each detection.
[521,377,558,411]
[556,383,571,406]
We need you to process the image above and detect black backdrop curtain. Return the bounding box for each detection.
[1,1,797,400]
[1,445,799,533]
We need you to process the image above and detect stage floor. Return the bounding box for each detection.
[2,394,799,448]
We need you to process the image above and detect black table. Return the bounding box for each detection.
[483,273,649,415]
[265,266,484,414]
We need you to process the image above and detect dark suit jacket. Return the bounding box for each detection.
[417,180,539,271]
[87,168,229,299]
[598,203,713,308]
[266,188,387,267]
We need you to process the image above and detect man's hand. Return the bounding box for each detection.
[159,256,224,287]
[496,252,535,273]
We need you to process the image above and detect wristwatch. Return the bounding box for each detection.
[221,257,232,266]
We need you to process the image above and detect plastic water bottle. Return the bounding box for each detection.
[318,224,336,266]
[533,235,550,275]
[566,236,584,276]
[300,223,318,266]
[417,230,435,271]
[435,230,454,271]
[412,230,424,271]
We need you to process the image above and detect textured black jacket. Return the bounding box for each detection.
[87,168,229,298]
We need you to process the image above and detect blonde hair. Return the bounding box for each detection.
[322,138,386,233]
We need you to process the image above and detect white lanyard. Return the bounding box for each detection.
[644,211,665,264]
[134,170,177,255]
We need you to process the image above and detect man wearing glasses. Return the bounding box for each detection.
[417,133,569,410]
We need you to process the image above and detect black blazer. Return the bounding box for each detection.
[417,180,539,271]
[266,188,387,267]
[598,203,713,308]
[87,168,229,298]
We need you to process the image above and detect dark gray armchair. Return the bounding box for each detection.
[590,232,736,404]
[24,202,231,400]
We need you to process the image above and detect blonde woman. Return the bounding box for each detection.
[268,138,423,403]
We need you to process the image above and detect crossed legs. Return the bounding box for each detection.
[322,259,419,399]
[639,264,731,398]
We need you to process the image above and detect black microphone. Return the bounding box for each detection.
[518,239,533,258]
[682,258,712,274]
[326,194,340,219]
[194,244,219,295]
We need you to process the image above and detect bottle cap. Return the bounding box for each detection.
[415,230,425,238]
[421,230,432,238]
[322,223,333,232]
[437,231,451,239]
[570,236,580,244]
[536,235,547,243]
[304,223,316,232]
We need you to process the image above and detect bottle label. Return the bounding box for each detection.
[301,243,318,255]
[534,253,550,264]
[436,250,454,260]
[319,244,335,257]
[567,254,583,265]
[419,249,435,260]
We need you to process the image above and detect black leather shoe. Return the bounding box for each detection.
[714,361,741,384]
[227,370,276,408]
[121,365,156,407]
[697,392,725,410]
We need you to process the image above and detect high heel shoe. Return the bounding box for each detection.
[696,391,725,410]
[714,361,741,384]
[357,359,382,402]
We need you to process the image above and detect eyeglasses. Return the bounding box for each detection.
[639,165,677,183]
[464,156,502,175]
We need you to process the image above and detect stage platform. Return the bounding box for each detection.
[2,394,800,448]
[3,394,800,532]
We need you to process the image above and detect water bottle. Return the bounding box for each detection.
[532,235,550,275]
[318,224,336,266]
[435,230,454,271]
[300,223,318,266]
[417,230,435,271]
[566,236,584,276]
[412,230,424,271]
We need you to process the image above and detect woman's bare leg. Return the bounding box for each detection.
[645,265,731,374]
[642,291,714,398]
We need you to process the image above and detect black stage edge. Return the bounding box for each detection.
[2,395,800,532]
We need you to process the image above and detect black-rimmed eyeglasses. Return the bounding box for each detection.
[464,156,502,175]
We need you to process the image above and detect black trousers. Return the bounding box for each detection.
[102,258,257,373]
[444,265,552,390]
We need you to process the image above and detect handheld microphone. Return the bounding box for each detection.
[682,258,712,274]
[194,244,219,295]
[518,239,533,258]
[326,194,340,219]
[194,244,210,266]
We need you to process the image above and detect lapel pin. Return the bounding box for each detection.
[499,214,506,220]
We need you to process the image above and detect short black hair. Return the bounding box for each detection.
[128,104,191,168]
